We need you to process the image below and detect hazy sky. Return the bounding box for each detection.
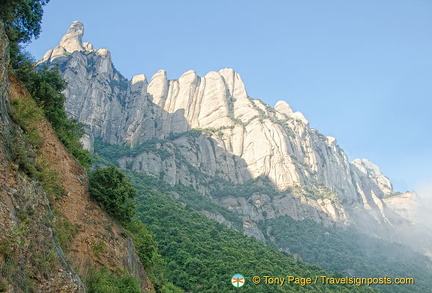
[27,0,432,192]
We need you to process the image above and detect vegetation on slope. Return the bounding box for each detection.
[3,3,427,292]
[86,267,142,293]
[2,70,84,291]
[127,172,244,230]
[128,172,376,293]
[11,64,92,170]
[89,165,136,224]
[88,163,182,292]
[6,70,150,292]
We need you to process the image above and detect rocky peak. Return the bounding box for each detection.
[219,68,248,100]
[275,100,294,116]
[130,74,148,96]
[148,70,168,107]
[352,158,393,196]
[292,111,309,126]
[60,21,85,52]
[131,74,147,86]
[40,21,108,63]
[83,42,93,51]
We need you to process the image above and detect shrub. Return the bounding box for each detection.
[89,166,136,224]
[87,267,141,293]
[125,220,159,268]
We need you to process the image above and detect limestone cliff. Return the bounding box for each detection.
[40,21,420,247]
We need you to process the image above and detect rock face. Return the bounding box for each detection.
[40,21,420,244]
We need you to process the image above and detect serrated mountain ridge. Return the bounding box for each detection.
[40,21,427,250]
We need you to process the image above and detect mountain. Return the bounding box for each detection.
[1,19,382,292]
[40,21,425,242]
[31,20,432,292]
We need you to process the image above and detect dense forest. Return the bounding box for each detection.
[129,172,376,292]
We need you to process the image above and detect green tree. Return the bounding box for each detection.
[126,220,159,268]
[0,0,50,70]
[89,166,136,224]
[0,0,49,43]
[25,66,67,127]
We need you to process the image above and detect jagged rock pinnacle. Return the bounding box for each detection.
[60,21,85,53]
[352,159,393,196]
[275,101,294,116]
[39,21,105,63]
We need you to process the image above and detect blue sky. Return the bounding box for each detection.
[27,0,432,192]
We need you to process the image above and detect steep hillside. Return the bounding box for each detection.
[0,21,153,292]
